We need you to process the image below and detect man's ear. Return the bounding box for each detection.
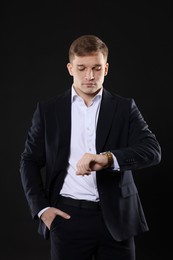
[104,62,109,76]
[67,63,73,76]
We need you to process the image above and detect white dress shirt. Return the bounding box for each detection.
[60,86,102,201]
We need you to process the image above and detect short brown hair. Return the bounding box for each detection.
[69,35,109,62]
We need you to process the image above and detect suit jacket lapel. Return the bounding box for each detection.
[96,89,118,153]
[53,89,71,173]
[55,89,71,148]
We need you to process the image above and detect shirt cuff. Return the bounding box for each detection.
[111,153,120,171]
[38,207,50,218]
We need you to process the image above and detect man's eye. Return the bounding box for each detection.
[78,66,85,71]
[95,66,101,71]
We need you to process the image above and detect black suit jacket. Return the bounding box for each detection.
[20,88,161,241]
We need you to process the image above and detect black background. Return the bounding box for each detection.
[1,1,172,259]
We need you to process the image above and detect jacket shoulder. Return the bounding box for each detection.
[103,89,134,105]
[38,89,71,110]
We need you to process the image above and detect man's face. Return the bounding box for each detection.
[67,52,109,98]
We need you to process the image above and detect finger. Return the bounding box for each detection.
[76,164,91,175]
[56,209,71,219]
[76,169,91,175]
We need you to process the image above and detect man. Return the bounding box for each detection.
[20,34,161,260]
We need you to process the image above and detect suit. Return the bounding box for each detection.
[20,88,161,241]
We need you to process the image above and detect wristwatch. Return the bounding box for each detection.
[100,151,113,168]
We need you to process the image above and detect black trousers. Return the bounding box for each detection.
[50,197,135,260]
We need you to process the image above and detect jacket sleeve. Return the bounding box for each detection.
[112,99,161,171]
[20,102,50,219]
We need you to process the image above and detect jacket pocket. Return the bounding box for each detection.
[121,183,138,198]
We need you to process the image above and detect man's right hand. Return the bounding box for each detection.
[40,207,71,230]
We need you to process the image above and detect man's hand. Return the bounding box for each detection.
[76,153,108,176]
[40,207,71,230]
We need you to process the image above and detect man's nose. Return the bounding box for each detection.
[85,69,94,80]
